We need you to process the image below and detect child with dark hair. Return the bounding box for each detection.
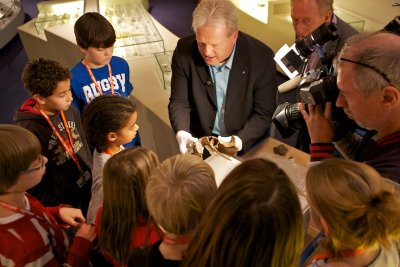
[129,154,217,267]
[181,158,304,267]
[306,159,400,266]
[97,147,162,266]
[71,12,140,147]
[0,124,96,266]
[83,94,139,223]
[15,58,92,214]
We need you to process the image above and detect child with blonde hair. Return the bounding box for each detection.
[306,158,400,266]
[129,154,217,267]
[96,147,162,266]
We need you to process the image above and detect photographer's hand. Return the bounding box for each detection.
[299,102,334,143]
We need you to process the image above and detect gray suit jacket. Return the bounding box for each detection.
[168,31,277,150]
[318,15,358,68]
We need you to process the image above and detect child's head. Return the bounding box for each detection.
[74,12,116,49]
[83,95,138,151]
[306,158,400,252]
[146,154,217,236]
[74,12,115,67]
[100,147,159,264]
[182,158,304,267]
[22,58,72,113]
[0,124,44,194]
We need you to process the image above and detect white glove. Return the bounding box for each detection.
[176,130,198,154]
[218,135,243,151]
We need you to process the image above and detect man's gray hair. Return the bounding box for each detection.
[291,0,334,14]
[338,32,400,96]
[192,0,238,37]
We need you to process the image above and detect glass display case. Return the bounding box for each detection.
[334,8,365,32]
[154,50,173,90]
[0,0,21,30]
[34,0,83,34]
[99,0,165,57]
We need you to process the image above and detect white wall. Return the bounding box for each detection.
[334,0,399,31]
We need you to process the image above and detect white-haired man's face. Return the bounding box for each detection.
[196,25,238,66]
[291,0,332,40]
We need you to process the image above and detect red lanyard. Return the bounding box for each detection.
[0,195,51,224]
[103,146,124,156]
[310,248,366,265]
[163,234,193,245]
[103,148,116,156]
[37,107,81,170]
[82,59,115,96]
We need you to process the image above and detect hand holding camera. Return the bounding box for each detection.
[299,102,335,143]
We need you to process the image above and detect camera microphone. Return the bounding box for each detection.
[278,75,302,93]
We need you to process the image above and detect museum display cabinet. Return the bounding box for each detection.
[34,0,83,34]
[99,0,165,58]
[154,50,173,90]
[0,0,20,30]
[30,0,164,58]
[0,0,24,48]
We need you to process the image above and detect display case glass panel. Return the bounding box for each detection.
[0,0,20,30]
[154,50,172,90]
[34,0,84,34]
[99,0,165,57]
[334,8,365,32]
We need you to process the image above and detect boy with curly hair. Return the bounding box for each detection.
[15,58,92,215]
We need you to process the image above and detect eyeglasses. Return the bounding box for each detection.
[21,155,46,174]
[339,57,392,85]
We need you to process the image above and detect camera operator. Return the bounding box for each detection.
[300,32,400,183]
[291,0,357,71]
[286,0,358,152]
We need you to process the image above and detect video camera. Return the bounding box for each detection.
[274,22,338,79]
[272,16,400,138]
[273,22,340,138]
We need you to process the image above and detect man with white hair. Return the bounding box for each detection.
[168,0,277,154]
[291,0,357,70]
[288,0,357,152]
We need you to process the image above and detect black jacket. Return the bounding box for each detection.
[15,99,92,210]
[168,31,278,150]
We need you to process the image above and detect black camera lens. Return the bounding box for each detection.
[286,103,306,129]
[295,22,338,57]
[272,102,306,138]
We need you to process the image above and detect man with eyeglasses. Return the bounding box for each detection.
[299,32,400,183]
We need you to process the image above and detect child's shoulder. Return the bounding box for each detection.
[71,59,86,73]
[110,56,129,66]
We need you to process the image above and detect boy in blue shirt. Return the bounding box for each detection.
[71,12,140,146]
